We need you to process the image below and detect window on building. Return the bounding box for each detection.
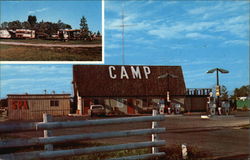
[50,100,59,107]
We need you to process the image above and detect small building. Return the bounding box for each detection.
[58,29,81,40]
[185,88,212,112]
[73,65,186,115]
[7,94,71,120]
[236,97,250,110]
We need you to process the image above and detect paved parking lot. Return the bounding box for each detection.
[52,112,249,158]
[2,111,249,159]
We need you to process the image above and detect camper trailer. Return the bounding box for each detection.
[0,30,11,38]
[15,29,35,39]
[58,29,81,40]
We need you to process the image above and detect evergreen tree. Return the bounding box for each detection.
[80,16,89,39]
[80,16,89,31]
[97,30,101,36]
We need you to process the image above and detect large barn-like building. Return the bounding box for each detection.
[73,65,186,115]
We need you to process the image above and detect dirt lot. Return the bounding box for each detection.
[0,39,102,61]
[0,44,102,61]
[1,111,249,159]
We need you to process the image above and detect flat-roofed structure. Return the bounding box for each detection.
[7,94,71,120]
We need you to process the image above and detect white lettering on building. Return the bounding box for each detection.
[109,66,117,79]
[108,66,151,79]
[120,66,129,79]
[131,66,142,79]
[143,66,151,79]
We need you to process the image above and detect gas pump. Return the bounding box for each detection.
[175,103,181,114]
[159,99,165,115]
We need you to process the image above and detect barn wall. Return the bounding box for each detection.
[172,97,185,107]
[80,97,185,115]
[185,96,208,112]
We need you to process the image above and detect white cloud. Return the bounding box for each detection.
[168,44,190,50]
[106,13,150,31]
[224,40,249,46]
[185,32,214,39]
[188,1,248,19]
[105,44,120,49]
[28,7,49,14]
[130,37,154,45]
[148,21,218,39]
[214,15,249,38]
[188,6,208,15]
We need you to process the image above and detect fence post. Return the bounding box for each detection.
[182,144,188,160]
[152,109,159,154]
[43,113,53,151]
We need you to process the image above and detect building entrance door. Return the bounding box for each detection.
[83,99,91,115]
[127,99,135,114]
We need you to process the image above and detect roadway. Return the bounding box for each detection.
[0,41,102,48]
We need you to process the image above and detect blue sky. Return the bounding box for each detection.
[0,0,102,32]
[0,0,249,98]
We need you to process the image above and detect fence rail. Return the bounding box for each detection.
[0,111,166,160]
[0,128,166,149]
[0,115,165,133]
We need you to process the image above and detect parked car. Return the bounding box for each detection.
[89,105,106,117]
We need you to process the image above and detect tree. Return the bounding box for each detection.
[28,15,37,28]
[8,20,22,30]
[0,22,8,29]
[22,21,31,29]
[80,16,89,31]
[97,30,101,36]
[220,85,229,101]
[57,20,72,29]
[80,16,89,39]
[232,85,250,99]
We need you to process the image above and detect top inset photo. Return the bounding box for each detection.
[0,0,103,63]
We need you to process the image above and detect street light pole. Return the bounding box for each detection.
[207,68,229,109]
[216,69,219,86]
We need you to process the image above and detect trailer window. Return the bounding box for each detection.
[50,100,59,107]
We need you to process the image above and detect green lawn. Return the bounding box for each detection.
[0,38,102,45]
[0,44,102,61]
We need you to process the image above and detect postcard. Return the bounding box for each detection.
[0,0,249,160]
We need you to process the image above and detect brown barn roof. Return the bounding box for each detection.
[73,65,186,97]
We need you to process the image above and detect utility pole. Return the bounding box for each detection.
[113,2,135,65]
[121,6,125,65]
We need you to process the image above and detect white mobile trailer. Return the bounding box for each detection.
[15,29,35,39]
[0,30,11,38]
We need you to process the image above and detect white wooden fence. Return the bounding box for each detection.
[0,110,166,160]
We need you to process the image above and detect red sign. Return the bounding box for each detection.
[12,100,29,110]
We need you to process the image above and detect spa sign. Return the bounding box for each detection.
[108,66,151,79]
[11,100,29,110]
